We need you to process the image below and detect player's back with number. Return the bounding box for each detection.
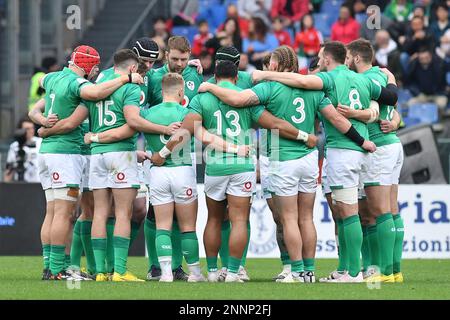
[85,72,141,154]
[317,65,380,152]
[40,68,90,154]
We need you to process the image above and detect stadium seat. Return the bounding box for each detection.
[402,116,421,127]
[321,0,344,15]
[446,71,450,85]
[408,103,439,124]
[313,13,332,39]
[355,13,367,25]
[397,89,413,104]
[171,26,199,44]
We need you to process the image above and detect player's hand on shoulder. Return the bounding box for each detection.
[150,152,165,166]
[137,150,151,163]
[362,140,376,153]
[252,70,264,83]
[306,134,318,149]
[130,73,144,85]
[336,104,355,118]
[165,122,182,135]
[198,82,213,93]
[188,59,203,75]
[44,113,59,128]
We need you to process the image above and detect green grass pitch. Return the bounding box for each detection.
[0,257,449,300]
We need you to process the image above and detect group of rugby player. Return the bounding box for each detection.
[28,33,404,284]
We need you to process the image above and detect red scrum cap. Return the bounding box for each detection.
[70,45,100,75]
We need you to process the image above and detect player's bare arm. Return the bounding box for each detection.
[257,110,318,148]
[84,124,136,145]
[198,83,260,107]
[320,104,376,153]
[37,105,88,138]
[195,126,251,157]
[251,70,324,90]
[336,101,380,123]
[28,98,58,128]
[380,109,401,133]
[124,105,180,135]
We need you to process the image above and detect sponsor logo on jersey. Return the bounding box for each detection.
[186,81,195,91]
[243,181,252,192]
[116,172,126,182]
[181,95,190,108]
[186,188,193,197]
[140,91,146,105]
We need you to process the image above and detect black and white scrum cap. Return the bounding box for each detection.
[133,37,160,60]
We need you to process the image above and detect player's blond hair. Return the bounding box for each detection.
[167,36,191,53]
[162,73,184,95]
[271,46,299,72]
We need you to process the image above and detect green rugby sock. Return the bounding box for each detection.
[361,225,371,272]
[228,256,241,274]
[49,245,66,275]
[92,238,107,274]
[106,217,115,273]
[219,220,231,269]
[144,218,160,268]
[80,220,96,274]
[240,222,251,267]
[42,244,50,269]
[70,220,83,268]
[291,260,304,274]
[129,221,141,248]
[343,215,363,277]
[377,213,396,275]
[393,214,405,273]
[171,221,183,270]
[280,251,291,266]
[181,232,200,265]
[336,219,349,272]
[206,256,218,272]
[64,254,71,271]
[367,224,380,267]
[113,236,130,275]
[156,229,172,259]
[303,258,315,272]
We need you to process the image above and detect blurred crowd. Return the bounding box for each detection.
[148,0,450,126]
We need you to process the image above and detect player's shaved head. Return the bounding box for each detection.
[162,72,184,102]
[323,41,347,65]
[215,60,238,82]
[347,39,374,64]
[114,49,139,71]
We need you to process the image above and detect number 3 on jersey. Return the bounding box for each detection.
[291,97,306,124]
[214,110,241,136]
[96,100,117,127]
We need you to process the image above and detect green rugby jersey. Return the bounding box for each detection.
[316,65,382,152]
[140,102,190,167]
[82,72,141,154]
[363,66,400,147]
[148,65,203,108]
[97,67,154,108]
[189,81,264,176]
[80,118,91,156]
[39,67,91,154]
[207,70,253,89]
[252,81,331,162]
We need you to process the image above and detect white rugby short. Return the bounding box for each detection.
[149,165,197,205]
[38,153,83,190]
[205,171,256,201]
[321,157,331,196]
[326,148,367,190]
[269,150,319,196]
[259,155,272,199]
[89,151,140,189]
[81,155,91,192]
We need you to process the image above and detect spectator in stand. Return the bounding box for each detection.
[206,17,243,54]
[152,16,171,45]
[436,29,450,63]
[384,0,414,23]
[28,57,59,112]
[360,4,393,44]
[294,13,322,57]
[399,15,435,71]
[413,5,429,27]
[199,51,215,80]
[243,16,279,69]
[406,47,448,110]
[430,3,450,46]
[171,0,198,26]
[374,29,403,83]
[192,20,214,57]
[220,3,250,38]
[330,5,361,44]
[273,16,292,46]
[239,53,257,73]
[270,0,310,31]
[237,0,272,27]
